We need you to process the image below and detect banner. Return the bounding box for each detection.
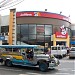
[16,11,70,22]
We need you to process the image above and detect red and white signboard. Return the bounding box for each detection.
[55,25,68,38]
[16,11,70,22]
[16,12,34,17]
[55,32,68,38]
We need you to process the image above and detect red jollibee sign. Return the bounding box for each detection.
[55,32,68,38]
[55,25,68,38]
[16,11,70,22]
[16,12,34,17]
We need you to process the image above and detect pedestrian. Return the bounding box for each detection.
[47,48,51,55]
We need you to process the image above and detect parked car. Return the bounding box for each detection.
[51,46,67,58]
[69,47,75,58]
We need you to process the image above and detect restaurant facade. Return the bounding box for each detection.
[0,9,71,48]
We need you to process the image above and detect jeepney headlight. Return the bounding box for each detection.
[48,56,50,60]
[50,54,55,59]
[54,57,60,64]
[51,55,55,58]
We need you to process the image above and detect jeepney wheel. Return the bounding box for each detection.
[5,60,12,67]
[39,62,48,72]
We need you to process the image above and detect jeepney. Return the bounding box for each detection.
[0,45,60,72]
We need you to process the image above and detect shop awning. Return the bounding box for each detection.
[70,41,75,45]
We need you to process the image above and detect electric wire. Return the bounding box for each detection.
[0,0,24,11]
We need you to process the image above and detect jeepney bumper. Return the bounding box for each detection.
[48,58,60,68]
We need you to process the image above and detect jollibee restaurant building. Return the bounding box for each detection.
[3,9,71,48]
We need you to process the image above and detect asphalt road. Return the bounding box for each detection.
[0,56,75,75]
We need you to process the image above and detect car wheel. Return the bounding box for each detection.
[39,62,48,72]
[5,60,12,67]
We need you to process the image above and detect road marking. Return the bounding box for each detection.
[55,73,70,75]
[19,73,42,75]
[25,72,42,75]
[60,60,75,63]
[0,67,22,72]
[72,70,75,72]
[19,74,27,75]
[58,68,75,72]
[58,68,69,71]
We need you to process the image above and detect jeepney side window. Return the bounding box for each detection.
[34,48,38,53]
[26,48,34,59]
[21,48,27,55]
[6,48,12,52]
[26,48,33,54]
[13,48,20,52]
[34,48,44,54]
[0,48,6,52]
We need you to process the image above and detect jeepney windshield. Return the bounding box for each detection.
[34,48,44,54]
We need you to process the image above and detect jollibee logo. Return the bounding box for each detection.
[60,25,67,35]
[34,12,38,16]
[34,12,40,16]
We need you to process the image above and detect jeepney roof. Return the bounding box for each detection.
[0,45,38,48]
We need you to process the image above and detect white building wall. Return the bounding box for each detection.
[0,15,9,44]
[1,15,9,26]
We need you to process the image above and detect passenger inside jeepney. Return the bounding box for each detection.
[22,49,25,55]
[44,48,48,54]
[26,48,33,60]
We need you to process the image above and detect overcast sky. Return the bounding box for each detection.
[0,0,75,23]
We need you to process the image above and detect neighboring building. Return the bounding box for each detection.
[70,24,75,46]
[0,9,71,48]
[0,15,9,45]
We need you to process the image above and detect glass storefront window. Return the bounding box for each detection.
[20,34,28,45]
[29,25,36,34]
[21,34,28,41]
[45,36,51,42]
[20,25,29,44]
[29,35,36,40]
[37,35,44,41]
[36,25,44,35]
[17,24,29,45]
[21,24,29,35]
[45,25,52,35]
[16,24,52,46]
[17,25,20,41]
